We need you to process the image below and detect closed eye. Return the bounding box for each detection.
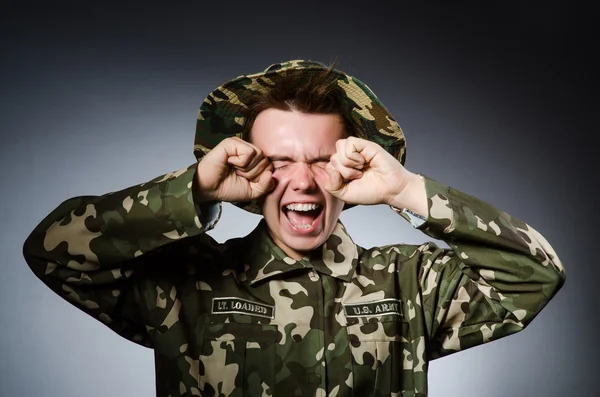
[272,161,291,171]
[269,156,331,171]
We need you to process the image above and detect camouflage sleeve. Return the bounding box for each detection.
[22,163,220,347]
[412,175,565,359]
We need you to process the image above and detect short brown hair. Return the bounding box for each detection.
[242,64,356,141]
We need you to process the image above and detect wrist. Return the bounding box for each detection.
[387,172,428,218]
[193,163,216,204]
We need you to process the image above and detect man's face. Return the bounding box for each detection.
[250,108,346,260]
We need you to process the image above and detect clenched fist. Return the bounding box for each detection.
[194,137,275,203]
[325,137,427,215]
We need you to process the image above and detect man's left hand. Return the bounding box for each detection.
[325,137,427,214]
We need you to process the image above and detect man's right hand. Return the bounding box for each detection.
[194,137,275,203]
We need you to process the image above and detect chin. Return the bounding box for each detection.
[283,235,327,254]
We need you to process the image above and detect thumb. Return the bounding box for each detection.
[249,170,275,198]
[324,163,344,194]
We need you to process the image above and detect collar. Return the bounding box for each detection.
[241,219,359,285]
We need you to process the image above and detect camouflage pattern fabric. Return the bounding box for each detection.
[193,59,406,214]
[23,164,565,397]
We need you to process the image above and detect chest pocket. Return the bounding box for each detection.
[199,321,278,397]
[347,314,417,396]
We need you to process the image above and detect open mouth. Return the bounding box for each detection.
[283,203,323,230]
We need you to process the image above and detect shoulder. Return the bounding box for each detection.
[357,241,452,274]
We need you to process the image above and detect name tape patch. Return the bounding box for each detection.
[343,298,402,318]
[212,297,275,319]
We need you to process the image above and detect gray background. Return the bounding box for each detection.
[1,1,596,396]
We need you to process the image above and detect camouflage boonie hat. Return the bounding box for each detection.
[193,59,406,214]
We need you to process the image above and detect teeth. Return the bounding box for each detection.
[290,220,312,229]
[285,203,321,211]
[288,217,317,229]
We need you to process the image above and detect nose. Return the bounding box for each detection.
[290,163,317,192]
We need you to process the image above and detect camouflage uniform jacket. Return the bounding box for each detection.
[23,163,565,397]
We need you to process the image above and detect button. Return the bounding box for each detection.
[308,271,320,281]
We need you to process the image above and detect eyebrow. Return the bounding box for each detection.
[268,155,331,163]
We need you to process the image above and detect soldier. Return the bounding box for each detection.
[23,60,566,397]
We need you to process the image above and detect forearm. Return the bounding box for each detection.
[23,162,223,289]
[414,175,565,353]
[22,163,221,344]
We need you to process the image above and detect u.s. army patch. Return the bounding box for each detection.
[343,298,402,318]
[212,297,275,319]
